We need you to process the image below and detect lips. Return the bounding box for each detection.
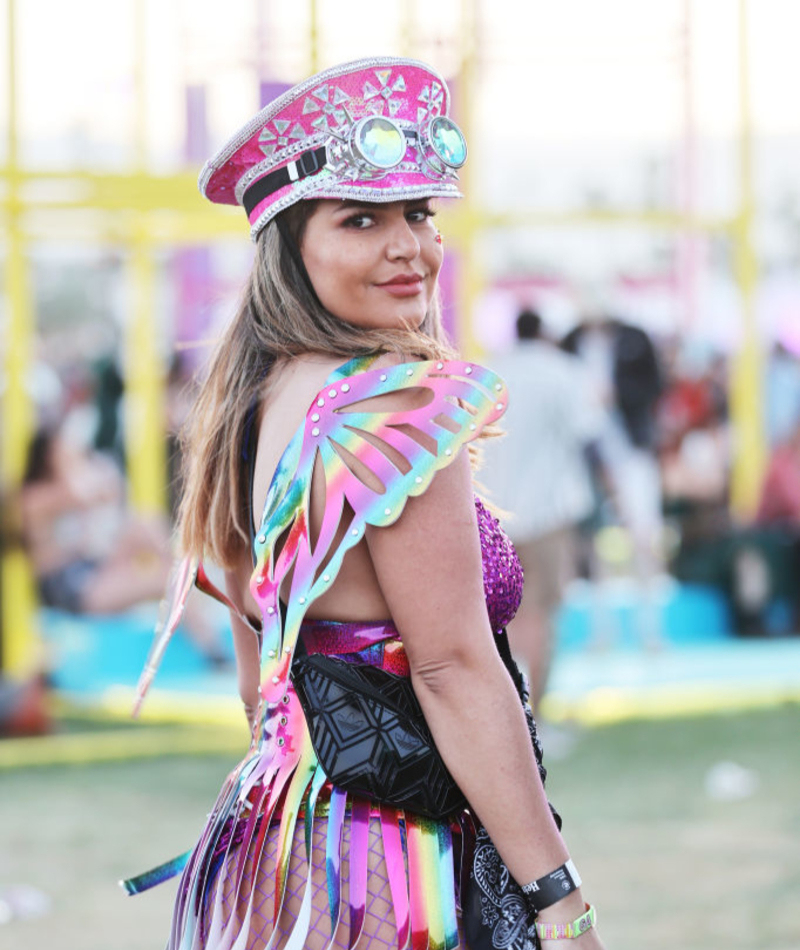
[377,273,424,287]
[376,274,424,298]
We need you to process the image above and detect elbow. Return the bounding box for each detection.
[408,641,490,698]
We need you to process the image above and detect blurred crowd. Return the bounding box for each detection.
[660,335,800,637]
[482,308,800,703]
[2,308,800,733]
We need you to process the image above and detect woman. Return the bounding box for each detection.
[20,423,170,615]
[20,423,226,662]
[128,57,604,949]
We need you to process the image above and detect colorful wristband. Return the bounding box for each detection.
[520,859,582,912]
[535,903,596,940]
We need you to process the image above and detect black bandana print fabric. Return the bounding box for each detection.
[462,679,561,950]
[465,825,540,950]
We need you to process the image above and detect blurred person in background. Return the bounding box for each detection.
[19,421,226,665]
[0,490,51,737]
[563,305,665,647]
[483,308,604,714]
[765,341,800,449]
[750,413,800,632]
[656,342,732,617]
[127,57,604,950]
[20,422,172,615]
[91,349,125,462]
[658,340,730,515]
[757,414,800,528]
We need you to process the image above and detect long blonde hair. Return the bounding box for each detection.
[178,201,457,568]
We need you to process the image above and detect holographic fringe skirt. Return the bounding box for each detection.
[125,620,471,950]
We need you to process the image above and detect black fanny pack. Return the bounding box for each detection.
[291,651,467,821]
[290,628,544,823]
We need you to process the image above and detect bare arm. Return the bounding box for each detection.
[366,451,604,944]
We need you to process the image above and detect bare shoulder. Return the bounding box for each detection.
[268,352,353,401]
[257,349,440,460]
[258,354,349,433]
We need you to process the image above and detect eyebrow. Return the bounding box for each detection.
[331,198,432,214]
[332,200,373,212]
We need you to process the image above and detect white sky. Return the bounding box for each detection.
[2,0,798,163]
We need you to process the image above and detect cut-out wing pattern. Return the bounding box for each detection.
[252,356,509,708]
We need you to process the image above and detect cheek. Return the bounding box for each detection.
[425,240,444,283]
[305,243,371,317]
[304,242,338,285]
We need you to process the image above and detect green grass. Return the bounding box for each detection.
[544,704,800,950]
[1,705,798,949]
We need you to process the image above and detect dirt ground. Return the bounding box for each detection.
[1,705,798,950]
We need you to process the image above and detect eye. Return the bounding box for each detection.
[407,206,436,224]
[342,212,375,229]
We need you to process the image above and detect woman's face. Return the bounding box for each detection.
[300,198,443,330]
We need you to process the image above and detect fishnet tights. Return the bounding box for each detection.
[203,815,415,950]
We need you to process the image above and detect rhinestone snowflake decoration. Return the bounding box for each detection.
[362,69,408,118]
[258,119,308,158]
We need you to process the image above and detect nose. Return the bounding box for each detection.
[386,216,420,261]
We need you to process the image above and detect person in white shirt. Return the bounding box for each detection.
[484,309,604,712]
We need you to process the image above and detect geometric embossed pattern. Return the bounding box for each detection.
[292,654,467,820]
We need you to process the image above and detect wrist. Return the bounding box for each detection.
[534,889,587,923]
[521,858,582,913]
[540,932,601,948]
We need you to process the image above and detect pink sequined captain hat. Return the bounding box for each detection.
[199,56,467,241]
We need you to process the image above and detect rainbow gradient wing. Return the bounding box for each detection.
[251,356,509,702]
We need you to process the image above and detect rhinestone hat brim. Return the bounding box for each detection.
[247,178,462,243]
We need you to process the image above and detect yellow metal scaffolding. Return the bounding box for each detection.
[1,0,765,677]
[728,0,765,517]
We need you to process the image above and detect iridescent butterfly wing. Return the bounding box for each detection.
[251,356,509,703]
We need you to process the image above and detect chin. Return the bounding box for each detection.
[388,307,427,330]
[337,304,427,332]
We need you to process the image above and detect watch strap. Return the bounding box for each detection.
[521,859,582,912]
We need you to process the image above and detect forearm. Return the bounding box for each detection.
[412,652,605,946]
[412,651,566,883]
[228,600,262,731]
[366,455,604,943]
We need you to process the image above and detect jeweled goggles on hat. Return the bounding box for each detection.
[243,112,467,218]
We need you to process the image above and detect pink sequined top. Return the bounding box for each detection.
[300,495,523,665]
[474,495,524,632]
